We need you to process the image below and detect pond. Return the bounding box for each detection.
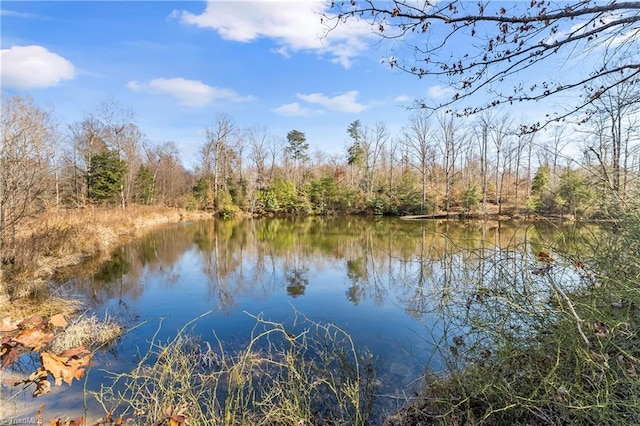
[2,217,597,422]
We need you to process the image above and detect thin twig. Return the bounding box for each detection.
[546,271,590,348]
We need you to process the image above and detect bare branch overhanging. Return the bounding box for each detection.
[326,0,640,131]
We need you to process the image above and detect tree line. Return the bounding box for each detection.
[1,89,638,256]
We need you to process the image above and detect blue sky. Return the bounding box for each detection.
[0,1,617,168]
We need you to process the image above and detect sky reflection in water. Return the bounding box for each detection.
[4,217,595,420]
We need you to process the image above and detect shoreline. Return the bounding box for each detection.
[0,206,213,318]
[0,208,635,425]
[2,206,606,307]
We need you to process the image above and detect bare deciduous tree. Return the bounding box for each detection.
[1,96,57,262]
[402,111,436,213]
[364,121,389,195]
[327,1,640,127]
[491,115,513,214]
[246,125,271,188]
[201,113,239,207]
[476,112,494,214]
[66,116,108,206]
[98,99,140,208]
[436,113,465,211]
[591,76,640,197]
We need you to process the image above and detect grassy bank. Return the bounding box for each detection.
[0,206,212,318]
[384,210,640,425]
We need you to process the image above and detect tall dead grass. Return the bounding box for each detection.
[0,206,211,316]
[93,312,378,425]
[50,313,123,354]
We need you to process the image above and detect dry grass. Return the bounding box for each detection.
[50,313,123,353]
[12,205,211,268]
[0,296,83,322]
[93,312,377,425]
[0,206,212,317]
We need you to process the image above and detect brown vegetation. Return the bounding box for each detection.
[0,206,211,319]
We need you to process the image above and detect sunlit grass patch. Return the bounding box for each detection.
[0,206,211,318]
[0,296,82,322]
[50,313,122,354]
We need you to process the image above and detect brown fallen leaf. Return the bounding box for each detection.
[2,377,25,386]
[538,251,553,263]
[2,367,47,387]
[3,367,51,397]
[58,347,90,358]
[41,351,91,386]
[589,351,609,365]
[13,328,54,351]
[19,315,43,327]
[41,351,69,385]
[0,317,19,332]
[169,414,186,425]
[1,344,22,369]
[48,314,68,329]
[92,413,119,426]
[33,378,51,397]
[28,366,49,382]
[51,416,84,426]
[65,354,92,380]
[37,404,46,425]
[593,321,609,338]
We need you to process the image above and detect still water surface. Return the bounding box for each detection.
[4,217,595,420]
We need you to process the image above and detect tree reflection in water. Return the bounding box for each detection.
[55,216,598,417]
[69,217,599,322]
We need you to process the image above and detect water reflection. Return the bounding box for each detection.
[74,217,599,325]
[11,217,598,421]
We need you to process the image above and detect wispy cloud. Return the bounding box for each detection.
[0,9,42,19]
[427,85,456,100]
[297,90,370,113]
[127,77,255,107]
[1,45,75,89]
[171,1,372,68]
[273,102,315,117]
[394,94,412,103]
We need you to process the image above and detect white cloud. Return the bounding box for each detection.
[297,90,369,113]
[127,77,255,107]
[172,1,372,68]
[1,45,74,89]
[273,102,315,117]
[394,94,412,103]
[427,85,456,100]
